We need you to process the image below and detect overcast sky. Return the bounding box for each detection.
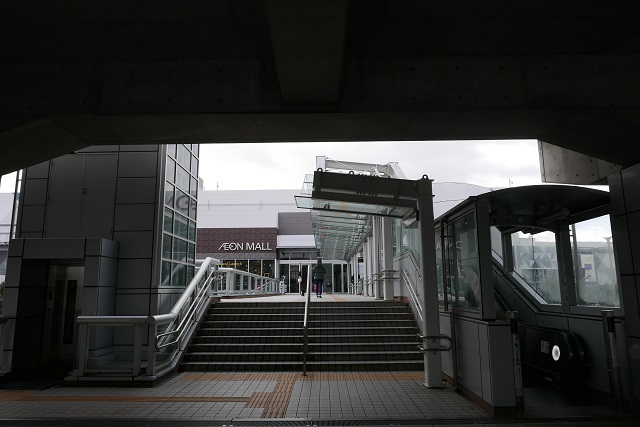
[0,139,541,193]
[198,139,542,191]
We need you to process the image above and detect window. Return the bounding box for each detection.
[490,226,503,261]
[571,215,619,307]
[511,230,560,304]
[446,211,480,310]
[161,144,199,287]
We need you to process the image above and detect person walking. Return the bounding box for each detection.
[312,259,327,298]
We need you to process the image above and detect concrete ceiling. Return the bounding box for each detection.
[1,0,640,176]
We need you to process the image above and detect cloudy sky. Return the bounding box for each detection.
[0,139,541,193]
[198,139,542,191]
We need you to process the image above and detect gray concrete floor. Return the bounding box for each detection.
[0,294,636,426]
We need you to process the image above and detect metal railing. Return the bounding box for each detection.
[73,258,220,380]
[302,275,311,376]
[400,252,424,327]
[212,267,280,296]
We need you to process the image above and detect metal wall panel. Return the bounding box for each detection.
[115,259,152,289]
[79,154,117,239]
[112,231,154,258]
[117,152,158,177]
[19,205,45,233]
[22,179,48,205]
[44,155,83,237]
[456,319,483,398]
[115,177,157,204]
[113,204,155,231]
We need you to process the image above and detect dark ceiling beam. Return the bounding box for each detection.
[266,0,347,105]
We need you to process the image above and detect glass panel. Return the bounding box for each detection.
[188,243,195,263]
[192,144,199,157]
[191,156,198,175]
[448,211,480,310]
[490,226,503,261]
[333,264,342,293]
[190,177,198,197]
[167,144,177,158]
[171,263,186,287]
[249,260,261,275]
[435,228,445,308]
[176,165,190,192]
[511,230,560,304]
[188,221,196,241]
[174,213,188,239]
[173,238,187,261]
[234,274,241,291]
[162,235,172,259]
[174,189,189,216]
[166,158,176,183]
[236,260,248,272]
[188,197,196,219]
[263,260,274,278]
[187,266,195,285]
[571,215,619,307]
[161,261,171,287]
[163,208,173,233]
[177,144,190,169]
[164,182,174,207]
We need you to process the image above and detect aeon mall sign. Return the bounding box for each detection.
[218,242,272,251]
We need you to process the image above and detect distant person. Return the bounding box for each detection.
[313,259,327,298]
[298,271,307,297]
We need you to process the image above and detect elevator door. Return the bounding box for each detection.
[43,265,84,370]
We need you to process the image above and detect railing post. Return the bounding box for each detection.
[132,323,143,377]
[602,310,625,411]
[147,320,157,376]
[75,323,88,376]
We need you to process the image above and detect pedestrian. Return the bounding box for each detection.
[300,269,308,296]
[312,259,327,298]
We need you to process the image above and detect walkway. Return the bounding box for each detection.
[0,295,635,426]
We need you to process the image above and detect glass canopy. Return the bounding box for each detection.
[295,170,423,261]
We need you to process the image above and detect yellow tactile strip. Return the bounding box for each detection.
[1,372,424,419]
[0,388,248,403]
[182,372,424,418]
[0,390,33,402]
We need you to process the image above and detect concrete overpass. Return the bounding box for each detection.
[1,0,639,183]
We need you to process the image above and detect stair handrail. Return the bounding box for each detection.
[302,274,311,376]
[150,257,220,375]
[73,257,220,380]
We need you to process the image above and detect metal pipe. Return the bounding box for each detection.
[302,272,311,376]
[602,310,625,412]
[509,311,524,414]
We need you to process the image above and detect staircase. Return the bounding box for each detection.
[180,300,423,372]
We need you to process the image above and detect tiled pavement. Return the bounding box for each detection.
[0,295,636,426]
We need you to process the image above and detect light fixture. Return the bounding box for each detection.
[552,345,561,361]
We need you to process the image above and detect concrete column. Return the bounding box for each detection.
[363,238,370,296]
[374,217,383,300]
[417,177,443,388]
[382,216,394,301]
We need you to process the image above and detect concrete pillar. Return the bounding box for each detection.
[374,217,382,300]
[363,238,370,296]
[382,216,394,301]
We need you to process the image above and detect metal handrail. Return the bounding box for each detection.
[302,274,311,376]
[402,269,424,327]
[73,257,220,379]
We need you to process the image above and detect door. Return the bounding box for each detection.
[43,264,84,371]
